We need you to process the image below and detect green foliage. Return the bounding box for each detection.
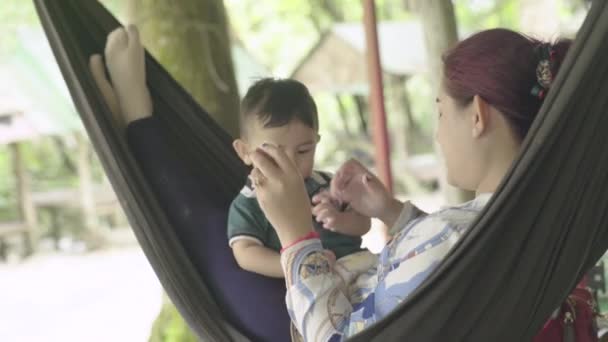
[0,0,39,57]
[226,0,412,76]
[98,0,127,17]
[148,298,198,342]
[454,0,520,32]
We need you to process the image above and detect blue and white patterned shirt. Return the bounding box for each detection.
[281,194,493,341]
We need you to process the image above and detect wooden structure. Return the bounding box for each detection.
[292,20,440,186]
[0,111,38,259]
[291,21,427,94]
[30,184,120,249]
[0,29,122,259]
[0,107,123,259]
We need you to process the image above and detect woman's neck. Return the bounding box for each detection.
[476,139,520,196]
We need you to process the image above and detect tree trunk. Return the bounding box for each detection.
[127,0,241,138]
[397,76,433,155]
[76,133,104,248]
[353,94,369,135]
[9,142,35,256]
[335,95,353,137]
[416,0,458,89]
[415,0,474,204]
[392,75,418,156]
[397,77,416,133]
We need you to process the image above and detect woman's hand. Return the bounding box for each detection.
[312,190,371,236]
[249,145,314,246]
[331,159,403,227]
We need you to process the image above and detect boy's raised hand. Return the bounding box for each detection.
[312,190,371,237]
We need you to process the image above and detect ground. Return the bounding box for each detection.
[0,242,162,342]
[3,192,606,341]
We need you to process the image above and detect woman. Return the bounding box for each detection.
[249,28,572,341]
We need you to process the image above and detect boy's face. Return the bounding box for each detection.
[233,118,319,179]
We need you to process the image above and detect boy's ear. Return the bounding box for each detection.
[233,139,252,165]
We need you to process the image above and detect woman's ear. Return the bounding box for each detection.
[472,95,490,138]
[233,139,252,165]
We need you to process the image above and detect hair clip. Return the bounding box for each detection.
[531,44,555,100]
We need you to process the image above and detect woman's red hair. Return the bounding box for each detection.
[442,28,572,139]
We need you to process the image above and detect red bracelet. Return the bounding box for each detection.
[280,231,320,253]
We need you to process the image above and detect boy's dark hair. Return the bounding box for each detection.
[240,78,318,136]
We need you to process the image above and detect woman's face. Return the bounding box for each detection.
[435,86,478,190]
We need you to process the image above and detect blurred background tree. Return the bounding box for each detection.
[126,0,241,137]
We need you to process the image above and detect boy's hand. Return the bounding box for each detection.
[104,25,152,124]
[312,190,371,237]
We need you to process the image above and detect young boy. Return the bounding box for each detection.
[229,78,370,278]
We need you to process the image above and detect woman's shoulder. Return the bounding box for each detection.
[390,194,491,238]
[387,202,482,258]
[417,194,491,231]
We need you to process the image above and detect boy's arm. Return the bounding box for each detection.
[231,240,283,278]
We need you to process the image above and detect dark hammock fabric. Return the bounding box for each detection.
[126,117,291,341]
[34,1,288,341]
[34,0,608,341]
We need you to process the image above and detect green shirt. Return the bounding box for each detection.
[227,171,363,259]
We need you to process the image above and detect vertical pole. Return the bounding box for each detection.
[76,133,99,242]
[363,0,393,193]
[10,142,35,256]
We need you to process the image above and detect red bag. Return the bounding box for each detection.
[534,280,599,342]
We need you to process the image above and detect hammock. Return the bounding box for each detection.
[34,0,608,341]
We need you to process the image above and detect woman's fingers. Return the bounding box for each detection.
[250,144,303,181]
[331,159,369,202]
[331,159,367,196]
[331,168,351,193]
[249,167,266,188]
[250,149,282,180]
[259,144,297,174]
